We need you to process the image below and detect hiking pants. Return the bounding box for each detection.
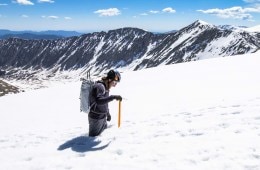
[88,116,107,137]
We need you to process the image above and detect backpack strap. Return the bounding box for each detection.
[87,71,91,80]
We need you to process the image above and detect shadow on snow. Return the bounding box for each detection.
[57,135,111,152]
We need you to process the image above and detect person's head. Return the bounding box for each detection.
[104,69,121,89]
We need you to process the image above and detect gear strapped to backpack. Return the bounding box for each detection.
[80,71,95,113]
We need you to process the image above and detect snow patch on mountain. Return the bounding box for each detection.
[244,25,260,33]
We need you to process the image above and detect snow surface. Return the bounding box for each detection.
[0,51,260,170]
[244,25,260,33]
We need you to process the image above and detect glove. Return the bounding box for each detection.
[107,113,111,121]
[113,95,122,101]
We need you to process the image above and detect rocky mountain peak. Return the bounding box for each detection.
[0,20,259,89]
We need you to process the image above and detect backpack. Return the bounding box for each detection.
[80,71,95,113]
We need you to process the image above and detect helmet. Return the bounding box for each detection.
[107,70,121,82]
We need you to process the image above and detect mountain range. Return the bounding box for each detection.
[0,20,259,91]
[0,30,83,39]
[0,33,64,40]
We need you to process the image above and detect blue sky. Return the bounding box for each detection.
[0,0,260,33]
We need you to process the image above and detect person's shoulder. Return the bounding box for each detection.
[94,81,105,89]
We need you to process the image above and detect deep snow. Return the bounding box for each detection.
[0,51,260,170]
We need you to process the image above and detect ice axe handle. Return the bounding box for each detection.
[118,100,121,128]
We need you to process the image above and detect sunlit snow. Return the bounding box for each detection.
[0,51,260,170]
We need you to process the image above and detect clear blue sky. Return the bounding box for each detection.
[0,0,260,33]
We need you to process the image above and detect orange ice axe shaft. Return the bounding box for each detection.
[118,100,121,128]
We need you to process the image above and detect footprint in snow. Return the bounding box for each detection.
[0,139,8,143]
[231,111,241,115]
[77,153,85,157]
[24,157,33,161]
[180,112,192,115]
[116,149,123,155]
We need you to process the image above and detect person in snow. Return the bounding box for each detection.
[88,69,122,137]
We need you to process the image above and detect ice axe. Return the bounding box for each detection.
[118,100,121,128]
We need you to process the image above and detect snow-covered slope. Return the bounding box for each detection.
[244,25,260,33]
[0,51,260,170]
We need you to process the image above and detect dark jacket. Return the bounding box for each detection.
[89,81,114,119]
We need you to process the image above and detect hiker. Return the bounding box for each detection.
[88,69,122,137]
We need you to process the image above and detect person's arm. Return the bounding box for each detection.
[96,94,122,104]
[94,83,122,104]
[93,83,117,105]
[96,95,114,104]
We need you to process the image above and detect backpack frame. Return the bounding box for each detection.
[80,71,95,113]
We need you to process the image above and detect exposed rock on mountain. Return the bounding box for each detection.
[0,79,20,96]
[0,20,259,90]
